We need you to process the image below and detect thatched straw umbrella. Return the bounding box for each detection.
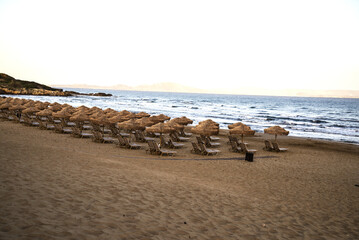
[264,125,289,142]
[52,108,72,120]
[167,119,185,131]
[229,124,255,143]
[90,115,111,126]
[48,104,63,112]
[107,115,126,125]
[149,114,171,124]
[146,122,175,136]
[70,113,90,123]
[192,119,220,136]
[23,106,40,114]
[0,103,11,112]
[118,110,131,116]
[117,119,141,131]
[198,119,219,127]
[36,109,53,117]
[191,123,219,136]
[172,116,193,125]
[135,112,150,118]
[135,117,155,130]
[9,104,25,111]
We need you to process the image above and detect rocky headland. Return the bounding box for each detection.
[0,73,112,97]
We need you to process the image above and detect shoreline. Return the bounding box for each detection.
[1,119,359,239]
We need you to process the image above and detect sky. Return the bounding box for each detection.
[1,0,359,93]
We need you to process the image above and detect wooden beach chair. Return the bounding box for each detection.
[178,129,192,137]
[135,130,155,142]
[272,142,288,152]
[147,140,176,156]
[71,127,93,138]
[54,123,73,134]
[239,143,257,154]
[191,142,202,155]
[197,142,220,156]
[168,139,185,149]
[229,141,242,153]
[263,140,275,151]
[203,137,221,148]
[117,135,141,149]
[92,130,116,143]
[170,132,190,142]
[201,134,220,142]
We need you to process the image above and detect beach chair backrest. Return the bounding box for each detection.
[196,136,204,144]
[239,143,248,152]
[272,142,280,151]
[264,140,273,150]
[230,141,239,151]
[198,142,207,152]
[117,135,125,145]
[192,142,201,154]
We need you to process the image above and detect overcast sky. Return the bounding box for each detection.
[1,0,359,92]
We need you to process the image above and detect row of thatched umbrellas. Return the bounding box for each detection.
[0,97,289,141]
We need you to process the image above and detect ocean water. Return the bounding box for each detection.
[2,89,359,145]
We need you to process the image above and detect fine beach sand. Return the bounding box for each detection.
[1,119,359,239]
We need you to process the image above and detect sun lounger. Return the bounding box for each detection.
[263,140,275,151]
[229,141,242,153]
[54,123,73,134]
[272,142,288,152]
[170,132,190,142]
[117,135,141,149]
[201,134,219,142]
[71,127,93,138]
[92,130,116,143]
[179,129,192,137]
[239,143,257,154]
[147,140,176,156]
[197,142,220,156]
[191,142,202,155]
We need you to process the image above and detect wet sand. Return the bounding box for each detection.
[1,119,359,239]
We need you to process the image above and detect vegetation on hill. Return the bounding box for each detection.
[0,73,112,97]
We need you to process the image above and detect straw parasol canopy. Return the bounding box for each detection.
[135,111,150,118]
[90,115,110,126]
[70,113,90,122]
[9,104,26,111]
[167,119,185,131]
[146,122,175,135]
[228,122,248,129]
[52,108,72,119]
[48,104,63,112]
[198,119,220,127]
[191,121,219,136]
[107,114,126,124]
[36,109,53,117]
[0,103,11,110]
[229,124,255,143]
[117,119,141,131]
[135,117,155,130]
[172,116,193,125]
[149,114,171,123]
[118,110,132,116]
[264,125,289,142]
[22,106,40,114]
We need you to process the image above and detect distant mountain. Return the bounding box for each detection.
[53,82,205,93]
[53,81,359,98]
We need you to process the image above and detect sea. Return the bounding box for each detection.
[2,88,359,145]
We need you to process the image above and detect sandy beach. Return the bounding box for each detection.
[1,119,359,239]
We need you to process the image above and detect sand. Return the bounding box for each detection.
[1,119,359,239]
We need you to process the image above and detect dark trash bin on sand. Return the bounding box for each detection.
[245,152,254,162]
